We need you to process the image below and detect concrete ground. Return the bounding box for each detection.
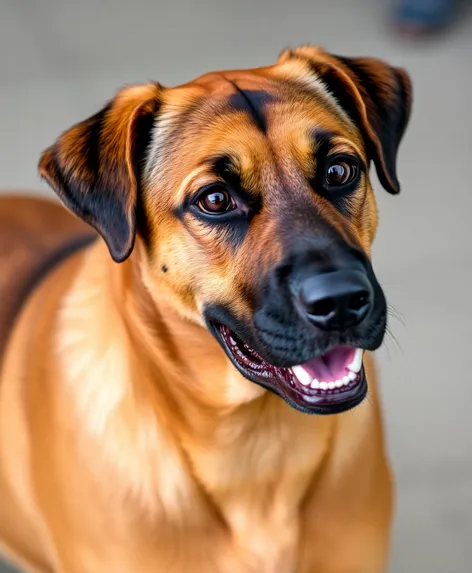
[1,0,471,571]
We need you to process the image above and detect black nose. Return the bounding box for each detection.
[297,270,373,331]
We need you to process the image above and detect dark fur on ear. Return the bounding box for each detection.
[39,83,162,262]
[278,46,412,194]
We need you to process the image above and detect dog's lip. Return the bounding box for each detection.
[211,322,367,415]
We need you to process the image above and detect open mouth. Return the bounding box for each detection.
[216,324,367,415]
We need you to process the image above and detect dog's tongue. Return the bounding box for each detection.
[301,347,355,382]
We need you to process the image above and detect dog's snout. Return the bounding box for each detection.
[296,270,373,331]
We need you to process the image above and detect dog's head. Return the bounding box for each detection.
[39,46,412,415]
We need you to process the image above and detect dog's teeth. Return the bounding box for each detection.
[347,348,364,373]
[328,381,335,390]
[319,382,328,391]
[335,380,343,388]
[348,370,357,381]
[342,375,350,384]
[311,379,320,389]
[292,365,313,386]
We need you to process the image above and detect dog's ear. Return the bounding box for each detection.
[39,83,162,262]
[278,46,412,194]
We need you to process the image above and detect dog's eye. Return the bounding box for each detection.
[196,187,235,215]
[325,159,359,188]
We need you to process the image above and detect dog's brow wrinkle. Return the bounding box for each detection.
[208,155,242,189]
[226,80,273,135]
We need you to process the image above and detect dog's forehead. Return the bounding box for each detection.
[162,64,359,145]
[161,69,281,129]
[145,65,363,186]
[164,63,307,115]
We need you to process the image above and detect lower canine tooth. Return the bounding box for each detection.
[292,365,313,386]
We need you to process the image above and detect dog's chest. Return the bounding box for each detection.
[183,409,332,572]
[223,499,301,573]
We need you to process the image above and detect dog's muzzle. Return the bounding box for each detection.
[206,243,387,415]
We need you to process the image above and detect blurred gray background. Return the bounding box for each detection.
[1,0,471,571]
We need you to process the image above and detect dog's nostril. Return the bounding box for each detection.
[309,297,336,318]
[349,291,370,312]
[296,269,373,331]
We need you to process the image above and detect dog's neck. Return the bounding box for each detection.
[57,240,336,533]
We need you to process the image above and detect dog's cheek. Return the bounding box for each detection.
[192,264,256,327]
[335,180,378,257]
[152,240,238,324]
[146,269,203,325]
[140,239,202,323]
[358,186,379,253]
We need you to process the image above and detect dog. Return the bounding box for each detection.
[0,45,412,573]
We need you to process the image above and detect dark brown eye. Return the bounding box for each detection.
[325,160,358,188]
[197,187,234,214]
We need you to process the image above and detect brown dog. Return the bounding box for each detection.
[0,46,411,573]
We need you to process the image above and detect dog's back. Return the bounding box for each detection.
[0,195,94,362]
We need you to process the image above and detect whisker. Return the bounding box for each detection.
[384,326,403,361]
[387,303,405,326]
[386,325,401,347]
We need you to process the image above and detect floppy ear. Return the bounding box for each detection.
[278,46,412,194]
[39,83,162,262]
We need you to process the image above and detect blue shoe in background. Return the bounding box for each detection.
[395,0,458,34]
